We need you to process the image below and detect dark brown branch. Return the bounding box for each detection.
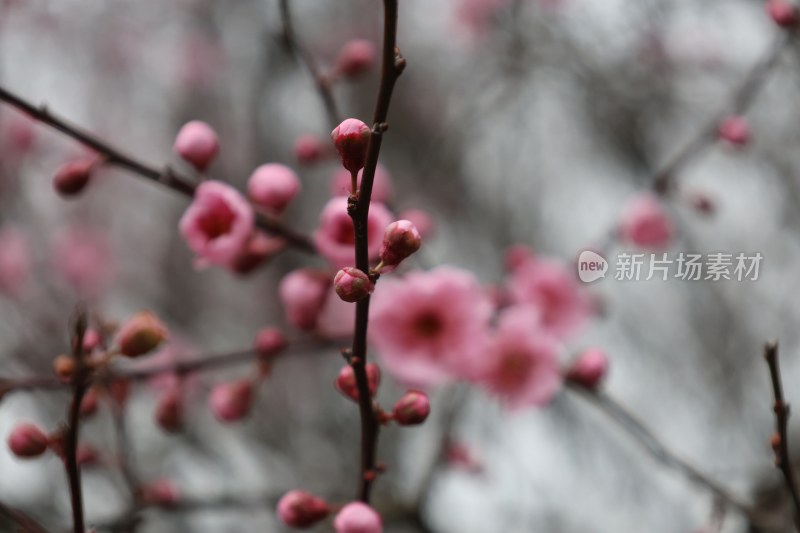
[65,309,89,533]
[348,0,404,504]
[567,383,762,523]
[0,500,51,533]
[278,0,341,130]
[764,341,800,529]
[0,85,316,253]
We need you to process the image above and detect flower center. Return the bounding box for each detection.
[333,218,356,245]
[413,311,444,339]
[198,199,236,239]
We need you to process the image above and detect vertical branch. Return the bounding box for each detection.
[348,0,404,503]
[65,308,89,533]
[763,341,800,529]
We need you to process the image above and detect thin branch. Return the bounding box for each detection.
[348,0,404,504]
[109,393,141,533]
[65,309,89,533]
[764,341,800,529]
[0,85,316,253]
[278,0,341,130]
[567,383,761,523]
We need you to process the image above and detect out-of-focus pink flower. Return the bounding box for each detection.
[331,119,371,173]
[330,165,393,203]
[278,269,331,330]
[247,163,301,214]
[397,209,434,239]
[335,363,381,402]
[0,110,36,160]
[334,502,383,533]
[314,197,393,270]
[179,180,254,269]
[566,347,609,390]
[456,0,509,37]
[294,134,328,165]
[51,225,114,298]
[0,227,30,297]
[155,387,183,433]
[618,193,674,249]
[139,479,180,507]
[473,305,562,410]
[209,379,253,423]
[507,258,591,338]
[503,244,535,272]
[254,327,287,358]
[7,423,49,458]
[231,232,285,275]
[717,116,750,147]
[316,285,356,339]
[369,267,493,387]
[768,0,798,27]
[277,490,330,529]
[174,121,219,172]
[335,39,377,79]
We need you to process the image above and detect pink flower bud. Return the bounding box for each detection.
[277,490,330,529]
[334,267,374,303]
[335,363,381,402]
[231,232,285,275]
[247,163,301,214]
[619,194,673,249]
[116,311,169,358]
[331,119,371,173]
[335,39,377,78]
[53,354,75,381]
[380,220,421,268]
[397,209,434,239]
[566,348,609,390]
[174,121,219,172]
[209,379,253,423]
[7,423,49,458]
[768,0,798,27]
[82,329,101,353]
[254,327,287,358]
[392,390,431,426]
[53,159,95,197]
[717,116,749,147]
[294,134,327,165]
[334,502,383,533]
[155,388,183,432]
[139,479,180,507]
[314,197,393,270]
[278,269,331,330]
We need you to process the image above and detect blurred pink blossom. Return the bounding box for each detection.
[51,225,114,298]
[618,193,674,249]
[314,196,393,270]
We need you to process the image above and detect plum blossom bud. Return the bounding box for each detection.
[331,119,371,173]
[335,363,381,402]
[335,39,377,78]
[116,311,168,358]
[768,0,798,27]
[254,327,287,358]
[53,159,96,197]
[392,390,430,426]
[174,121,219,172]
[179,180,255,269]
[139,479,180,507]
[7,423,49,458]
[295,134,326,165]
[619,194,673,249]
[155,388,183,432]
[209,379,253,422]
[717,116,750,147]
[334,502,383,533]
[566,348,609,390]
[397,209,434,239]
[334,267,374,303]
[53,354,76,381]
[247,163,301,214]
[279,269,331,330]
[380,220,421,268]
[277,490,330,529]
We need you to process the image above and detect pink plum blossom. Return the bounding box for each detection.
[330,165,394,203]
[179,180,254,269]
[331,118,371,173]
[314,196,393,270]
[768,0,798,27]
[369,267,493,387]
[456,0,510,37]
[209,379,253,423]
[246,163,301,214]
[473,305,562,410]
[335,39,377,78]
[334,502,383,533]
[277,490,330,528]
[278,269,331,330]
[294,134,328,165]
[173,121,219,171]
[7,423,49,458]
[717,116,750,147]
[618,193,674,249]
[0,227,30,297]
[316,285,356,339]
[507,257,591,338]
[566,347,609,390]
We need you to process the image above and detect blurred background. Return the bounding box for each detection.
[2,0,800,531]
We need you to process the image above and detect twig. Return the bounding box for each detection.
[0,500,51,533]
[109,393,141,533]
[0,85,316,253]
[65,309,89,533]
[567,383,760,522]
[278,0,341,130]
[348,0,404,504]
[764,341,800,529]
